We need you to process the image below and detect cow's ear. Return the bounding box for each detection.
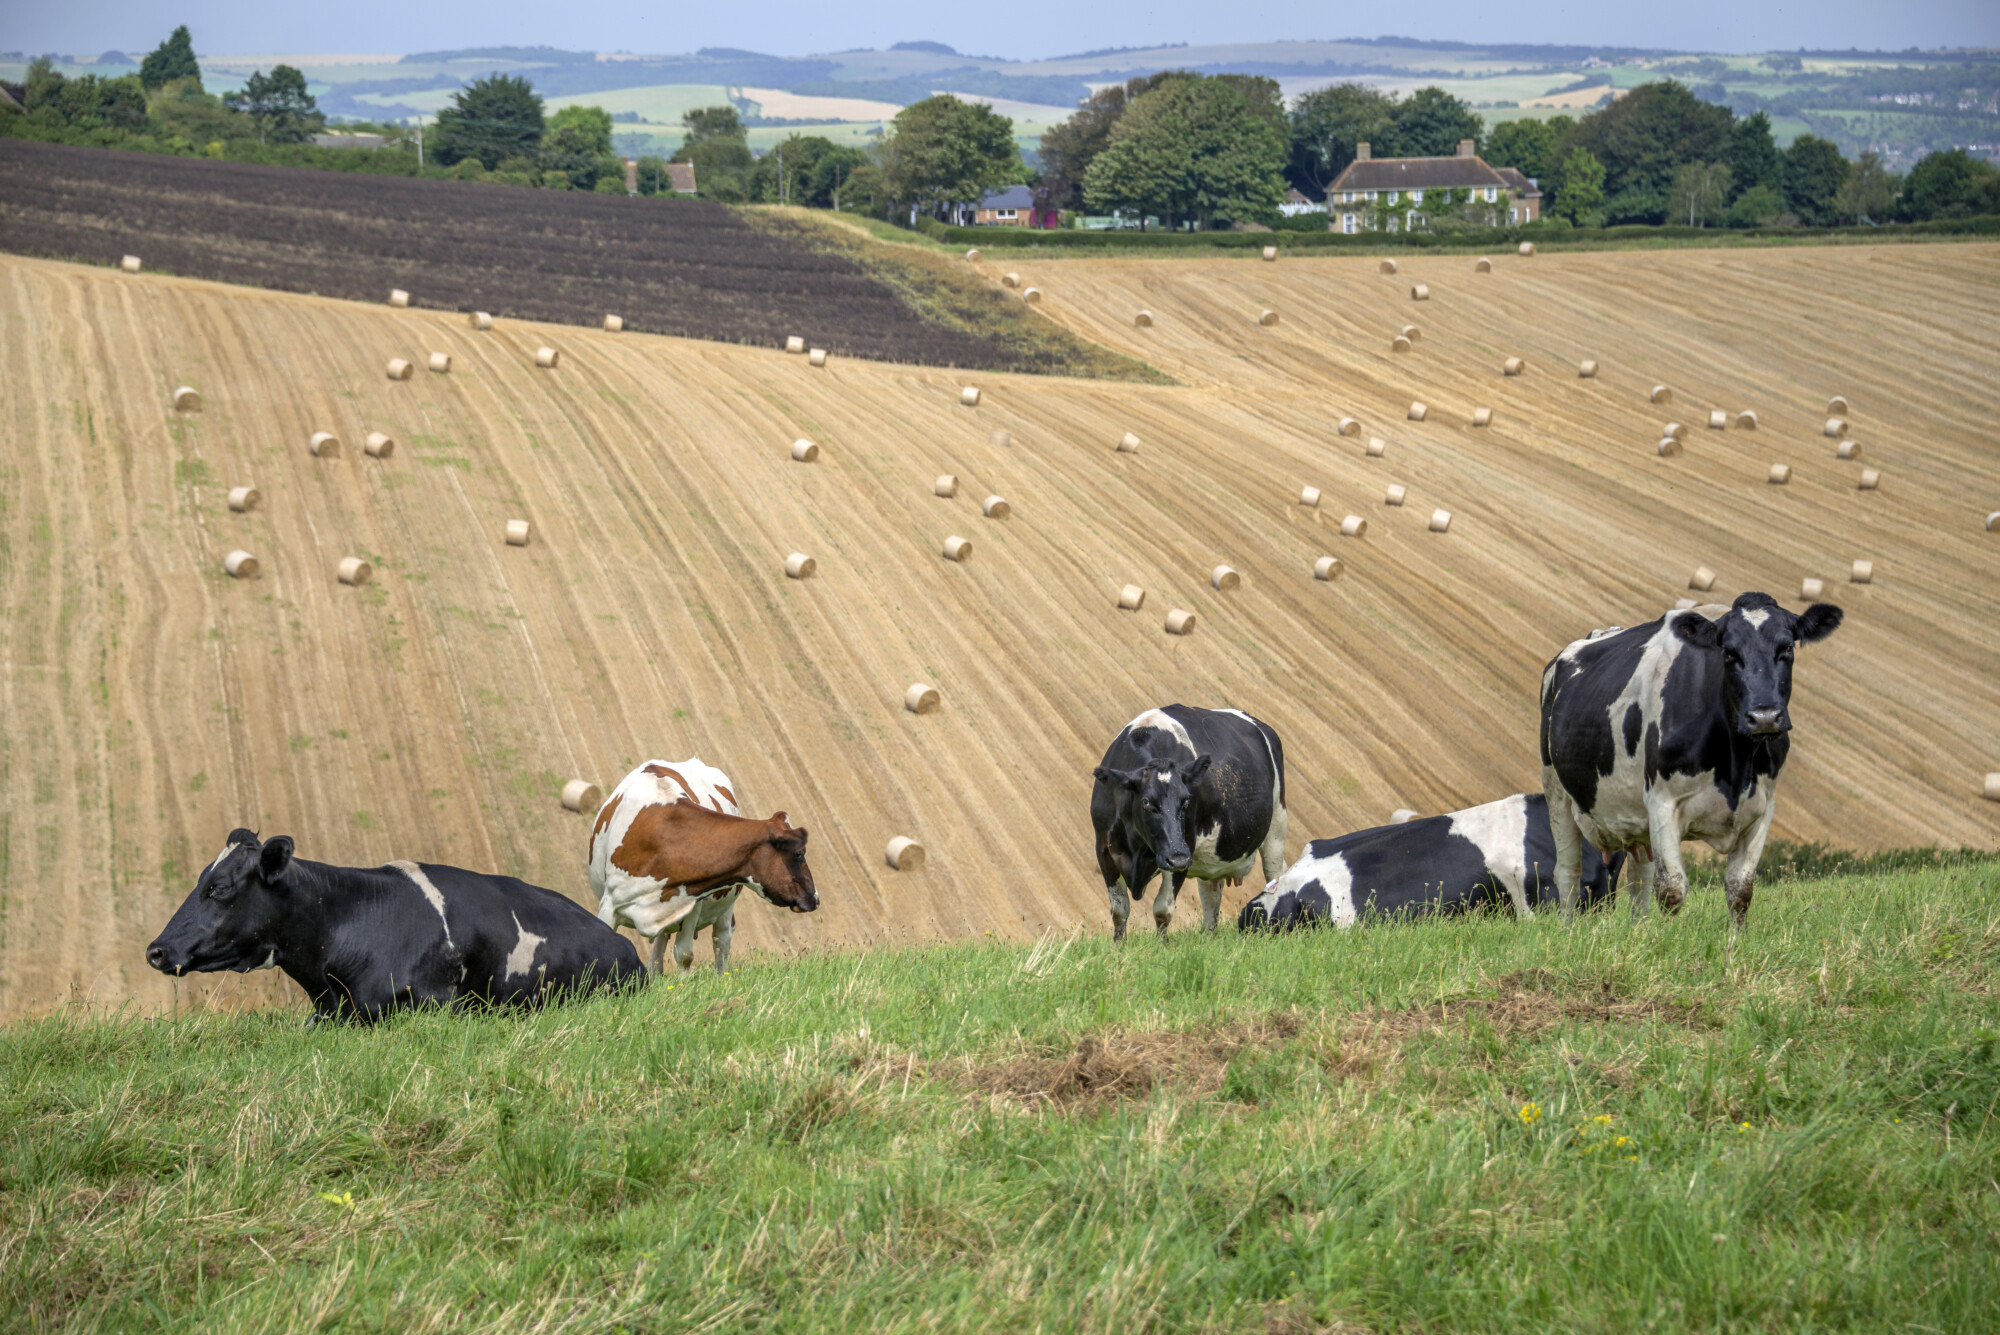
[1672,612,1721,650]
[258,836,294,885]
[1795,603,1843,643]
[228,827,261,849]
[772,828,807,853]
[1180,753,1213,786]
[1094,765,1140,791]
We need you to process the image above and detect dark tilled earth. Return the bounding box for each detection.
[0,138,1018,368]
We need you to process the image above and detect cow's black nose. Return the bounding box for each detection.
[1747,708,1784,733]
[146,944,168,971]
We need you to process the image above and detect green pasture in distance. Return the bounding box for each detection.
[542,83,737,124]
[4,856,1996,1332]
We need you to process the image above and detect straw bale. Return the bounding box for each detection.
[336,557,372,586]
[309,431,340,458]
[885,837,925,871]
[223,550,258,578]
[1365,437,1386,458]
[1663,422,1687,441]
[1474,257,1492,272]
[960,386,981,407]
[1690,566,1716,592]
[1340,515,1367,537]
[1118,432,1141,453]
[561,780,602,813]
[1708,410,1728,429]
[1823,417,1848,437]
[469,311,492,330]
[1023,288,1042,304]
[1851,560,1873,584]
[1826,395,1849,415]
[1391,809,1418,824]
[1259,309,1279,325]
[1002,273,1020,288]
[1337,417,1360,437]
[989,430,1011,448]
[791,438,819,462]
[1410,284,1430,301]
[389,289,409,308]
[785,553,816,579]
[1384,484,1406,506]
[1503,357,1523,375]
[1472,407,1492,427]
[1262,246,1278,262]
[1118,585,1146,611]
[1857,468,1880,490]
[505,520,532,546]
[428,351,451,373]
[905,683,940,714]
[965,248,980,261]
[1379,258,1398,273]
[1579,359,1599,378]
[1299,486,1321,508]
[1985,512,2000,532]
[172,386,200,411]
[1165,608,1196,635]
[786,335,805,354]
[1650,385,1672,404]
[935,475,958,498]
[808,348,828,367]
[227,486,259,513]
[1657,438,1682,457]
[1734,410,1757,430]
[1313,555,1343,581]
[941,535,972,562]
[1768,463,1791,484]
[120,255,141,273]
[1211,565,1240,591]
[534,347,559,369]
[1428,509,1452,533]
[1519,242,1536,256]
[364,431,394,458]
[1134,310,1153,327]
[602,314,623,333]
[1401,325,1421,343]
[1392,336,1413,353]
[1985,774,2000,802]
[1674,599,1699,611]
[982,495,1010,518]
[1408,402,1427,421]
[1801,577,1824,600]
[1836,440,1862,461]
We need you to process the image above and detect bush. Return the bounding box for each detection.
[1270,212,1330,232]
[593,175,624,194]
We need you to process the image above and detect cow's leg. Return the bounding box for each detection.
[712,904,736,974]
[1153,873,1184,935]
[1723,802,1776,933]
[647,932,671,974]
[1500,868,1533,922]
[1647,798,1690,916]
[1544,777,1586,920]
[1107,877,1133,942]
[1627,852,1657,920]
[1259,804,1289,886]
[671,915,699,972]
[1197,879,1224,934]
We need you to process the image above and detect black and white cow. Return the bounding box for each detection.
[1238,793,1624,930]
[1091,705,1288,939]
[147,829,646,1021]
[1539,593,1842,929]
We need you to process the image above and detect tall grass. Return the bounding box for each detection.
[4,860,1997,1332]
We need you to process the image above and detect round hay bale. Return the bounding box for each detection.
[1768,463,1791,484]
[1117,431,1140,454]
[1519,241,1536,256]
[1299,486,1322,509]
[982,495,1010,519]
[1340,515,1368,537]
[337,557,372,587]
[1259,309,1279,326]
[1392,336,1413,353]
[1134,310,1154,327]
[1579,359,1599,378]
[1985,773,2000,802]
[1664,422,1687,441]
[1408,402,1427,422]
[1365,437,1386,458]
[1384,484,1406,507]
[602,314,623,333]
[227,485,259,513]
[1650,385,1673,404]
[1391,809,1419,824]
[791,438,819,462]
[223,550,259,579]
[469,311,492,330]
[1002,273,1021,289]
[1827,395,1849,415]
[905,683,940,715]
[1823,417,1848,438]
[1474,257,1492,273]
[935,475,958,498]
[1118,585,1146,611]
[534,347,559,369]
[808,348,828,367]
[1401,325,1421,343]
[964,248,981,261]
[1472,407,1493,427]
[1690,566,1716,592]
[120,254,142,273]
[1314,555,1344,581]
[1735,410,1758,430]
[1851,559,1873,584]
[1379,258,1398,274]
[364,431,395,458]
[389,289,410,308]
[1262,245,1278,262]
[172,386,201,412]
[1211,565,1239,591]
[309,432,341,458]
[1337,417,1361,437]
[1410,284,1430,301]
[1657,438,1683,457]
[785,335,805,354]
[428,351,451,374]
[941,535,972,562]
[1708,410,1729,430]
[989,429,1012,448]
[1503,357,1524,376]
[1836,440,1863,461]
[1674,598,1699,611]
[386,358,413,381]
[885,836,925,871]
[1801,577,1824,600]
[1985,512,2000,532]
[1858,468,1880,490]
[1023,288,1043,304]
[561,780,602,813]
[960,386,981,407]
[785,553,816,579]
[1165,608,1196,636]
[1428,509,1452,533]
[505,520,532,546]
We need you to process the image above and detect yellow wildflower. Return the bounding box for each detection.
[1519,1102,1542,1126]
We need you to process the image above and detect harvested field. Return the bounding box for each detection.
[1,240,1998,1020]
[0,139,1072,371]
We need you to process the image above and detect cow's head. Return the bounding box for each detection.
[1674,593,1842,738]
[741,814,819,914]
[1094,754,1213,873]
[146,829,296,975]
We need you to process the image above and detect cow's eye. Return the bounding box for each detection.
[1724,650,1743,666]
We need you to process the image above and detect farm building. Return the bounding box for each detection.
[1325,140,1529,233]
[1279,187,1327,218]
[972,185,1038,227]
[1491,167,1543,224]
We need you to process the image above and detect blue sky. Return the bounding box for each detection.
[10,0,1997,60]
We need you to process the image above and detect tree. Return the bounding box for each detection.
[432,73,545,171]
[1285,82,1396,195]
[547,105,612,156]
[1726,111,1782,199]
[1833,148,1894,224]
[222,65,322,145]
[750,134,870,207]
[1668,161,1733,226]
[1390,86,1483,158]
[1550,146,1606,226]
[1036,72,1191,214]
[1897,147,2000,221]
[1083,76,1287,231]
[1483,117,1561,183]
[671,105,753,201]
[1726,183,1785,227]
[540,108,616,190]
[1559,80,1732,219]
[1781,134,1849,227]
[139,26,201,92]
[877,95,1023,217]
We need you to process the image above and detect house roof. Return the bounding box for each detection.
[1326,155,1509,194]
[1284,187,1314,204]
[979,185,1035,210]
[1492,166,1542,197]
[663,162,697,193]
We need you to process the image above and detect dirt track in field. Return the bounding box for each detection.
[2,243,1996,1019]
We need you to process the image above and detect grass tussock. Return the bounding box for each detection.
[3,858,1999,1332]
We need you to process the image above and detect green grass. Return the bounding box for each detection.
[5,860,1999,1332]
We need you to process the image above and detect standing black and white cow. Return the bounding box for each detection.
[147,829,646,1020]
[1091,705,1288,939]
[1539,593,1842,930]
[1238,793,1624,930]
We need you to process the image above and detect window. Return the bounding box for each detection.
[1509,208,1519,224]
[1410,190,1424,204]
[1386,190,1399,204]
[1366,190,1377,202]
[997,209,1017,220]
[1342,213,1357,234]
[1484,187,1497,203]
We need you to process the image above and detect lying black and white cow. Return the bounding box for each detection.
[1238,793,1624,930]
[1091,705,1288,939]
[147,829,646,1020]
[1540,592,1842,929]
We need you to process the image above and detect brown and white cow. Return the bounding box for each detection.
[587,758,818,973]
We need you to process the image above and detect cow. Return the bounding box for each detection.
[587,758,818,973]
[1238,793,1625,931]
[1090,705,1288,940]
[146,829,645,1021]
[1539,592,1843,930]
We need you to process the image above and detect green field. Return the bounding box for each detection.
[6,856,1997,1332]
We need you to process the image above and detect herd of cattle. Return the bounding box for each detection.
[146,591,1840,1020]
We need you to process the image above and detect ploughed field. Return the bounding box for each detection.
[1,240,1997,1021]
[0,138,1025,368]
